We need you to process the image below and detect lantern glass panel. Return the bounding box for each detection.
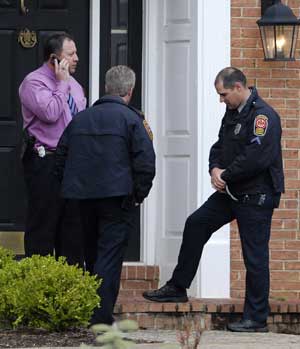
[260,26,275,59]
[275,25,293,59]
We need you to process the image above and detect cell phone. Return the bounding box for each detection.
[50,54,60,66]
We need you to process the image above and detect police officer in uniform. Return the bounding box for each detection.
[143,67,284,333]
[56,65,156,325]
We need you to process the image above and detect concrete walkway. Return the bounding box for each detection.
[126,330,300,349]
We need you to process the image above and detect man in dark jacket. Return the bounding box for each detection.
[56,65,156,325]
[143,67,284,333]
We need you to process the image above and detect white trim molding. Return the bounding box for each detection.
[89,0,100,106]
[141,0,160,265]
[196,0,231,298]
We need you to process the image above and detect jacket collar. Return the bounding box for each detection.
[238,87,259,116]
[93,95,125,106]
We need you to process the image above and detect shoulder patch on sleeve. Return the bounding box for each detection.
[253,114,268,136]
[143,119,153,140]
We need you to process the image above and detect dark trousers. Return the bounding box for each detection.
[22,152,84,267]
[169,191,274,324]
[79,196,134,325]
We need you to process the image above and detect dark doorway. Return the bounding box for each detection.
[100,0,143,261]
[0,1,90,232]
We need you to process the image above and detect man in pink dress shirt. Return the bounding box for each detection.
[19,33,86,264]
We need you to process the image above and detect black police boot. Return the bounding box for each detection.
[142,283,188,302]
[227,319,268,333]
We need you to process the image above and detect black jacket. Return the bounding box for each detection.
[55,95,156,202]
[209,87,284,195]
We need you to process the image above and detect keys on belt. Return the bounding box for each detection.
[226,185,267,206]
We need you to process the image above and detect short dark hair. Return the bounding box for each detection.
[215,67,247,89]
[43,32,74,61]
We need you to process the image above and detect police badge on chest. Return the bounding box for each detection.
[234,123,241,135]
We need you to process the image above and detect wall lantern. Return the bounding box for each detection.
[257,0,300,61]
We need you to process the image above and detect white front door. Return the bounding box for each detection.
[143,0,231,297]
[144,0,198,292]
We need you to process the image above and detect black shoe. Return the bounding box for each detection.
[142,283,188,302]
[227,319,268,333]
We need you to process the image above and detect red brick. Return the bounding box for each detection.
[145,266,156,280]
[232,48,241,58]
[231,58,256,68]
[190,301,207,312]
[137,314,155,329]
[127,266,137,279]
[282,150,299,159]
[269,241,285,249]
[231,249,242,260]
[285,241,300,250]
[271,250,299,260]
[232,0,258,7]
[163,303,177,312]
[270,260,284,270]
[206,303,217,312]
[273,210,298,219]
[272,281,300,290]
[118,290,135,297]
[257,79,286,88]
[283,220,298,230]
[270,88,299,99]
[272,69,300,79]
[136,265,146,279]
[122,280,150,290]
[242,8,260,17]
[148,303,163,312]
[135,302,150,313]
[285,262,300,270]
[284,200,299,209]
[271,271,300,281]
[232,17,258,28]
[177,303,191,312]
[287,79,300,88]
[122,303,137,312]
[231,8,241,17]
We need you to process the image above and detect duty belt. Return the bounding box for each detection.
[225,186,267,206]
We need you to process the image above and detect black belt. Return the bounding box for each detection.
[226,186,267,205]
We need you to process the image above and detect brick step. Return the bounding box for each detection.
[114,295,300,334]
[119,265,159,297]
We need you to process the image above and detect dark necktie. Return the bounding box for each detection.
[67,94,78,117]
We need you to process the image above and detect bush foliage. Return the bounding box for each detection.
[0,247,100,331]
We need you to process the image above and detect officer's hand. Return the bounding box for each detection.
[211,167,226,191]
[55,58,70,81]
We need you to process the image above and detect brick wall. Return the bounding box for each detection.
[231,0,300,300]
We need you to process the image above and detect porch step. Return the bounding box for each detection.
[114,295,300,334]
[119,265,159,297]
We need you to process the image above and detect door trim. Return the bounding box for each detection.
[89,0,100,105]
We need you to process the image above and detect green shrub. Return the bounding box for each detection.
[0,254,101,331]
[0,246,15,269]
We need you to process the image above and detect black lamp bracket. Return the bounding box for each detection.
[261,0,278,16]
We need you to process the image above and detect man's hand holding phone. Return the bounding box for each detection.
[51,54,70,81]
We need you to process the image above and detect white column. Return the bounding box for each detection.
[89,0,100,106]
[195,0,231,298]
[141,0,160,264]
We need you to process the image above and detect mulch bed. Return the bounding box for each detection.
[0,328,97,348]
